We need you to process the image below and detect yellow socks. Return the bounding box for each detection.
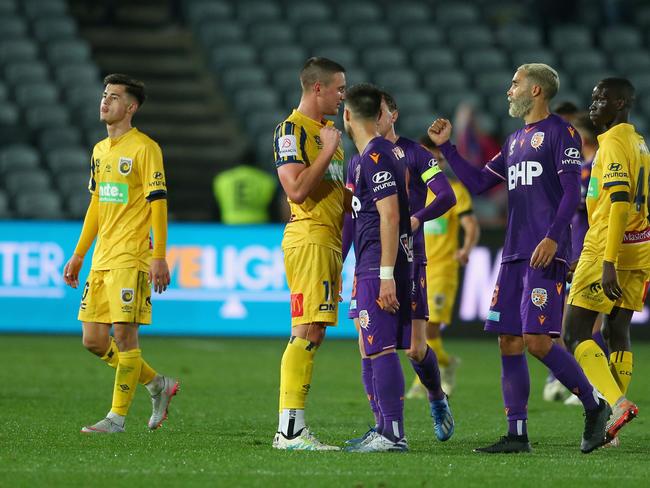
[279,336,316,411]
[574,339,622,406]
[100,337,157,385]
[610,351,633,395]
[111,349,143,416]
[427,337,450,368]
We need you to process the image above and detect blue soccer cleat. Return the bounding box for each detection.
[431,395,455,441]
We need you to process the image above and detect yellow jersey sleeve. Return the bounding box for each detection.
[140,143,167,201]
[89,151,98,195]
[600,139,631,192]
[274,121,306,167]
[453,182,473,216]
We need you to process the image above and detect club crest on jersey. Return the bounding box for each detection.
[530,132,545,149]
[369,152,381,164]
[359,310,370,330]
[121,288,134,304]
[392,146,405,159]
[118,157,133,176]
[531,287,548,309]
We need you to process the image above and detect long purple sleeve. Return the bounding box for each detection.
[546,171,581,243]
[439,141,504,194]
[413,176,456,222]
[342,212,353,262]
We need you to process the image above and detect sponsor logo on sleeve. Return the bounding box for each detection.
[118,157,133,176]
[371,170,397,192]
[562,147,582,165]
[487,310,501,322]
[604,162,628,179]
[278,135,298,158]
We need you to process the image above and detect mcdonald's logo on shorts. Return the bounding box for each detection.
[290,293,304,318]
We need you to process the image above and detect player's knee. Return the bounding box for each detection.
[82,335,105,355]
[498,335,524,355]
[523,335,552,359]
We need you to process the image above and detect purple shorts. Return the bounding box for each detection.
[485,259,567,337]
[411,262,429,321]
[356,276,412,356]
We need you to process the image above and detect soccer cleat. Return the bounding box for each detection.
[473,434,531,454]
[440,356,460,396]
[564,394,582,406]
[603,436,621,448]
[81,417,125,434]
[581,398,611,453]
[405,380,427,400]
[543,378,569,402]
[606,397,638,441]
[148,376,180,430]
[344,426,376,446]
[430,395,455,441]
[344,433,408,453]
[272,427,340,451]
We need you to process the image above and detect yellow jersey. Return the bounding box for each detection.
[424,179,473,273]
[89,127,167,271]
[273,109,345,251]
[584,123,650,269]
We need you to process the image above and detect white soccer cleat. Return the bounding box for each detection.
[440,356,460,396]
[148,376,180,430]
[344,433,408,453]
[81,417,125,434]
[405,381,427,400]
[564,394,583,406]
[544,378,569,402]
[272,427,340,451]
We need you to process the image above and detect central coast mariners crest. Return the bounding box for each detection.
[118,157,133,176]
[531,287,548,309]
[121,288,135,304]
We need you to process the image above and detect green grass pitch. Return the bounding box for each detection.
[1,335,648,487]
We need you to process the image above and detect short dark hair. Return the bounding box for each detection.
[345,83,382,120]
[380,90,398,112]
[553,101,579,115]
[599,77,635,108]
[299,57,345,90]
[103,73,146,107]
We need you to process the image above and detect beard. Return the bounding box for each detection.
[508,95,534,119]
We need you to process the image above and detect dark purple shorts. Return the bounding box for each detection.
[355,276,412,356]
[485,259,567,337]
[411,262,429,321]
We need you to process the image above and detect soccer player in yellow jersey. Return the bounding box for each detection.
[564,78,649,442]
[406,138,480,399]
[271,58,347,450]
[63,74,178,433]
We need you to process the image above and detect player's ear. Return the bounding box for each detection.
[343,107,350,122]
[313,81,321,95]
[392,110,399,123]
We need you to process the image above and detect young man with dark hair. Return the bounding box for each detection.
[63,74,178,433]
[272,57,347,450]
[428,63,610,454]
[563,77,648,444]
[343,83,412,452]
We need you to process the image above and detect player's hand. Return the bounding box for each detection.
[63,254,83,288]
[456,248,470,266]
[410,216,421,232]
[428,119,452,146]
[602,260,622,301]
[530,237,557,268]
[566,259,579,284]
[320,126,341,156]
[378,278,399,314]
[149,258,171,294]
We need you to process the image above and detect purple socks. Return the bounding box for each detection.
[372,352,405,442]
[409,346,445,401]
[501,354,530,437]
[361,357,381,426]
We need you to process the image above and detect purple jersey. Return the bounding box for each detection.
[486,114,582,264]
[570,158,592,262]
[347,137,412,280]
[395,137,445,263]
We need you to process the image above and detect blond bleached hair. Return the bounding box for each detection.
[517,63,560,100]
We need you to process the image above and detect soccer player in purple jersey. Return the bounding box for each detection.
[376,90,456,441]
[342,84,412,452]
[428,63,610,454]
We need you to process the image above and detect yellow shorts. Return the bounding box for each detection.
[284,244,342,326]
[426,268,459,325]
[568,256,650,313]
[78,268,152,324]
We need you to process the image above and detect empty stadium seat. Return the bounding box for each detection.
[54,63,100,86]
[261,45,305,69]
[374,70,419,92]
[308,45,356,68]
[0,82,6,100]
[5,168,51,197]
[612,51,650,77]
[210,44,256,70]
[496,24,542,49]
[0,189,11,218]
[573,71,616,97]
[66,191,91,219]
[245,109,286,137]
[15,82,59,108]
[221,66,267,94]
[25,104,70,129]
[511,48,558,69]
[386,3,432,24]
[562,50,606,73]
[237,1,280,23]
[63,84,102,108]
[390,90,433,115]
[46,146,88,172]
[233,88,280,112]
[362,47,407,72]
[23,0,67,19]
[15,191,65,220]
[197,21,243,47]
[272,67,301,92]
[448,25,494,49]
[474,70,512,95]
[600,26,642,51]
[46,39,91,64]
[398,25,445,51]
[436,91,482,117]
[0,144,40,173]
[462,49,508,72]
[56,169,89,197]
[398,113,436,139]
[249,22,294,45]
[38,126,83,151]
[412,47,457,72]
[0,103,19,130]
[0,17,27,40]
[0,39,38,64]
[348,25,393,47]
[338,2,382,24]
[436,3,479,25]
[422,70,469,92]
[33,17,77,42]
[4,61,49,85]
[550,25,593,51]
[184,0,232,25]
[287,2,331,23]
[300,23,345,46]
